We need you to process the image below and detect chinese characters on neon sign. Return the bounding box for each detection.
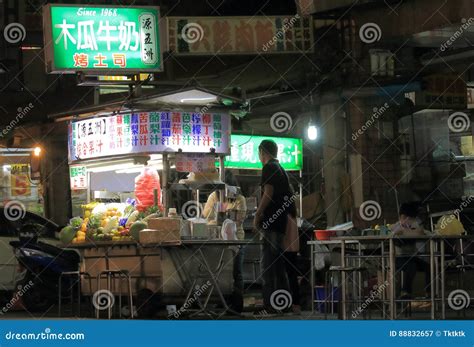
[45,5,162,72]
[68,112,231,162]
[224,134,303,171]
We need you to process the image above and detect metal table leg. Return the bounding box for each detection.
[189,247,230,317]
[440,240,446,319]
[357,242,362,318]
[381,241,386,319]
[389,238,395,320]
[168,248,209,316]
[341,240,346,320]
[430,239,435,320]
[311,243,315,315]
[434,240,440,315]
[195,248,240,316]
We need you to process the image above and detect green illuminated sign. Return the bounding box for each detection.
[224,134,303,171]
[43,5,162,73]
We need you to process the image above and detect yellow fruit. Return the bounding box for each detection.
[77,231,86,238]
[118,226,124,231]
[72,237,78,243]
[84,211,91,218]
[112,236,121,241]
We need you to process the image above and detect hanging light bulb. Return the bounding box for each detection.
[307,122,318,141]
[33,146,42,156]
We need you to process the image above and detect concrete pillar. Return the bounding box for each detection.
[43,136,71,225]
[320,94,347,226]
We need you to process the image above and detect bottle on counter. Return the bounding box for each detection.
[168,208,178,218]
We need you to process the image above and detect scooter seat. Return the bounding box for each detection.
[10,241,81,265]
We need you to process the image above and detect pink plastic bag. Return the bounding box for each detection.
[134,167,162,212]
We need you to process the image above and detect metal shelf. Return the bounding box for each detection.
[169,182,226,191]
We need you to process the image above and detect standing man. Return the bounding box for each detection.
[254,139,292,311]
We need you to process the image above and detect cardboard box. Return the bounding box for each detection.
[139,228,180,244]
[147,217,181,232]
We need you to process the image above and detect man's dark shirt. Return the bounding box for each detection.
[260,158,292,233]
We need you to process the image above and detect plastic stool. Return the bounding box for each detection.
[96,270,134,319]
[58,271,92,317]
[325,266,368,319]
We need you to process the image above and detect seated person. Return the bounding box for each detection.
[391,202,431,299]
[203,185,247,239]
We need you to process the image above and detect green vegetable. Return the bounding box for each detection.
[138,206,162,220]
[69,217,83,230]
[88,215,101,229]
[130,221,147,241]
[123,204,135,218]
[59,226,76,244]
[125,210,140,228]
[143,213,160,222]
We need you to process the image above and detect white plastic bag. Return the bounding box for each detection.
[314,243,331,270]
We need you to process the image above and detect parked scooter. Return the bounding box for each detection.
[9,224,81,312]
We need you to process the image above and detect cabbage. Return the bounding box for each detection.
[104,217,119,233]
[91,203,107,215]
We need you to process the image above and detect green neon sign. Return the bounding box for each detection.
[223,134,303,171]
[43,5,162,73]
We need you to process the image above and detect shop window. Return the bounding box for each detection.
[0,214,17,237]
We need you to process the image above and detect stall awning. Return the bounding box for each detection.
[48,87,247,122]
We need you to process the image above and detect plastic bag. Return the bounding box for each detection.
[314,243,331,270]
[435,215,464,235]
[134,167,162,212]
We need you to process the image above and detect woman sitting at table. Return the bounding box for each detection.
[390,202,431,301]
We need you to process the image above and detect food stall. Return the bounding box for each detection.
[53,88,251,309]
